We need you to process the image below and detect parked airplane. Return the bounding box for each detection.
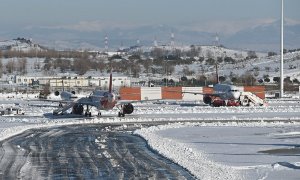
[202,84,241,107]
[174,84,240,107]
[52,74,134,117]
[38,90,78,107]
[180,84,264,107]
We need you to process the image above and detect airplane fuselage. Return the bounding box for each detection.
[76,90,117,111]
[213,84,240,100]
[60,91,78,101]
[203,84,241,106]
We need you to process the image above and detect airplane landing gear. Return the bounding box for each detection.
[118,103,134,117]
[72,104,84,115]
[85,105,92,117]
[118,112,125,117]
[85,111,92,117]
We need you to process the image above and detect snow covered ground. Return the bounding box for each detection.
[136,123,300,180]
[0,92,299,179]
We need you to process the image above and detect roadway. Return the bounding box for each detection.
[0,123,195,179]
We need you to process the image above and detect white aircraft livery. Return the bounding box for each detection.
[182,84,264,107]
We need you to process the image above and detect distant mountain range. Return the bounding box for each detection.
[1,20,299,52]
[224,20,300,52]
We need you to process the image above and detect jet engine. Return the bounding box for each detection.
[55,91,76,96]
[203,95,212,105]
[72,104,84,115]
[212,99,226,107]
[55,91,60,96]
[122,103,134,114]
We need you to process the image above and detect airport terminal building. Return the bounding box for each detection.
[14,75,131,90]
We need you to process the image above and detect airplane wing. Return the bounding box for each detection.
[52,96,100,115]
[76,97,99,106]
[28,99,74,108]
[117,99,163,105]
[32,99,73,103]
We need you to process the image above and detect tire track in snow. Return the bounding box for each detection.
[0,124,195,179]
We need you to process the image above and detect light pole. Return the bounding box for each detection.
[280,0,284,98]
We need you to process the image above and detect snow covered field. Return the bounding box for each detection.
[0,92,299,179]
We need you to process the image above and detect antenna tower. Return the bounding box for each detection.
[153,36,158,47]
[213,33,219,46]
[104,35,108,52]
[170,31,175,48]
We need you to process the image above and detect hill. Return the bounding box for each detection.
[0,38,299,87]
[0,38,44,52]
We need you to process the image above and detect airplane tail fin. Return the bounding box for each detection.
[109,73,112,93]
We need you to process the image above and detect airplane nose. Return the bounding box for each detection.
[108,94,115,102]
[232,92,240,100]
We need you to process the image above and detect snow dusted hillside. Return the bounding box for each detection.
[198,45,266,59]
[0,38,44,52]
[0,38,299,84]
[174,47,300,82]
[153,45,266,59]
[219,51,300,80]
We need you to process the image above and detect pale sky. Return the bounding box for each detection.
[1,0,299,33]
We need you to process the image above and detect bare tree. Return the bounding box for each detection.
[19,58,27,74]
[206,50,213,59]
[182,66,194,76]
[197,47,202,55]
[59,59,71,72]
[174,49,182,59]
[73,58,89,75]
[143,59,152,74]
[151,48,164,59]
[246,51,257,59]
[41,83,51,97]
[6,59,15,73]
[187,45,199,57]
[241,72,256,85]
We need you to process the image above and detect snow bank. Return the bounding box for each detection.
[134,123,242,180]
[134,121,300,179]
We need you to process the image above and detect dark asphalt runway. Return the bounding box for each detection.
[0,124,195,179]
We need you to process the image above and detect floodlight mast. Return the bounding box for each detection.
[280,0,284,98]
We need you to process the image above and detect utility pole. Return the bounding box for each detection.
[280,0,284,98]
[215,63,219,84]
